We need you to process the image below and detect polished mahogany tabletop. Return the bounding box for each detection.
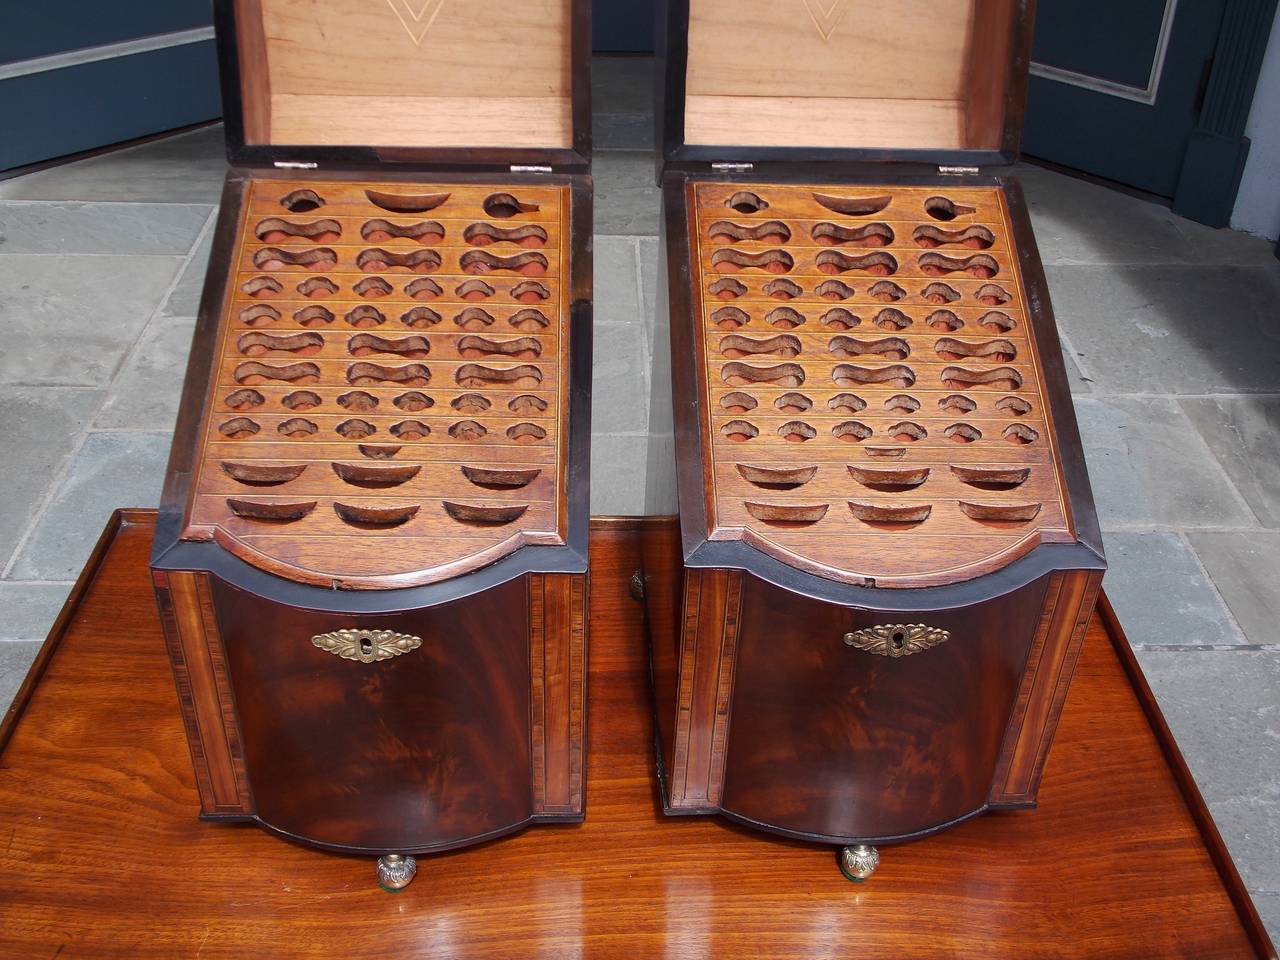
[0,512,1271,959]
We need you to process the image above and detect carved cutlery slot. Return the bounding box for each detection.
[240,304,281,326]
[720,334,802,358]
[721,362,805,387]
[884,394,920,413]
[364,189,449,213]
[710,277,748,299]
[225,389,264,410]
[821,308,860,330]
[451,393,490,413]
[509,394,548,414]
[242,276,283,298]
[816,279,855,300]
[828,393,867,413]
[482,193,539,218]
[887,421,927,442]
[712,249,795,274]
[832,364,916,389]
[453,307,496,330]
[848,501,932,523]
[390,420,431,440]
[282,391,322,411]
[951,465,1031,489]
[464,223,549,247]
[295,306,335,327]
[331,463,421,488]
[1003,424,1040,444]
[975,283,1012,305]
[812,193,892,216]
[868,281,908,302]
[919,252,998,279]
[959,501,1042,522]
[337,391,379,412]
[847,465,930,490]
[764,278,804,300]
[944,422,982,443]
[721,392,758,413]
[997,396,1033,416]
[816,250,897,276]
[354,277,395,299]
[254,248,337,271]
[940,394,977,413]
[775,392,813,413]
[722,420,759,441]
[872,308,912,330]
[401,306,443,328]
[406,278,445,300]
[237,332,323,356]
[812,222,894,247]
[744,501,829,525]
[935,337,1017,362]
[923,196,976,221]
[504,309,548,331]
[221,462,307,486]
[865,446,907,458]
[913,225,995,249]
[712,306,750,329]
[927,310,964,331]
[233,361,320,385]
[832,421,873,442]
[394,391,434,412]
[458,336,542,359]
[460,250,548,276]
[828,336,910,360]
[357,248,442,273]
[344,306,386,327]
[507,423,547,443]
[940,366,1023,390]
[709,220,792,244]
[348,334,432,358]
[297,277,339,299]
[227,498,316,521]
[443,502,529,525]
[778,421,817,442]
[346,362,431,386]
[737,464,818,489]
[334,502,420,526]
[278,418,319,438]
[256,218,341,242]
[726,191,769,214]
[511,281,551,303]
[922,282,961,303]
[764,306,806,328]
[358,444,401,459]
[461,465,541,489]
[361,219,445,244]
[335,419,376,439]
[455,364,543,388]
[979,311,1017,332]
[280,189,325,213]
[219,418,260,439]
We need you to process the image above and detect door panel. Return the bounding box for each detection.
[1023,0,1227,197]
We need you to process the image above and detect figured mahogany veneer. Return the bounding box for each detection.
[181,179,571,588]
[690,182,1073,588]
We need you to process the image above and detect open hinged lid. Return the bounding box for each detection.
[659,0,1033,170]
[217,0,590,171]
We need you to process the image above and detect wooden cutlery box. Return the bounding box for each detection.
[641,0,1106,852]
[150,0,592,858]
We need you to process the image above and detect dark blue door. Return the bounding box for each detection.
[594,0,658,52]
[0,0,221,172]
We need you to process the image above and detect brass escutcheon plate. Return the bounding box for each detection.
[311,628,422,663]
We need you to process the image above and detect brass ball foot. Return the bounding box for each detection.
[377,854,418,892]
[837,844,879,882]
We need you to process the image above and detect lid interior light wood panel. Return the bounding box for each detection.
[238,0,574,149]
[682,0,1017,151]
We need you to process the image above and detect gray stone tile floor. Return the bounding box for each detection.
[0,56,1276,935]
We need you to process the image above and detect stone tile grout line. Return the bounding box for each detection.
[0,206,217,580]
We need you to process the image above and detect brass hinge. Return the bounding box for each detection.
[511,164,553,173]
[712,162,754,172]
[274,161,318,170]
[938,165,980,176]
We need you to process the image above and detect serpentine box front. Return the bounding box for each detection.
[150,0,592,858]
[642,0,1105,858]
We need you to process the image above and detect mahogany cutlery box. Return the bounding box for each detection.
[641,0,1107,846]
[150,0,593,856]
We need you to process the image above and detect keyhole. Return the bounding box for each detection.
[360,637,374,656]
[891,631,906,650]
